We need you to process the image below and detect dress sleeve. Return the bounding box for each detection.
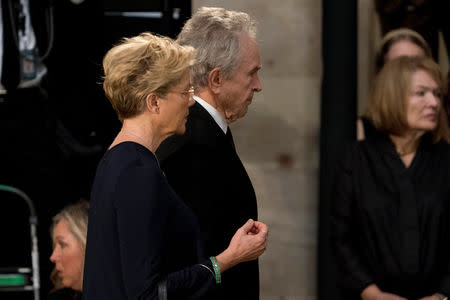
[113,165,215,299]
[330,144,374,295]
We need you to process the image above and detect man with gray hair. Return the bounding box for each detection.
[157,6,263,300]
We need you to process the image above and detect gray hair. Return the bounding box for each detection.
[177,7,257,87]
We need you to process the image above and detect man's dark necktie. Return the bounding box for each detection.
[226,127,236,151]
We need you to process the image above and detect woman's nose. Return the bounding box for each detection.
[50,248,58,262]
[428,92,440,108]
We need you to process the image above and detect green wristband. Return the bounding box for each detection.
[209,256,221,284]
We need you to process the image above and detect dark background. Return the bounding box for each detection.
[0,0,190,298]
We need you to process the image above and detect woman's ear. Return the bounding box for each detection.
[146,93,161,114]
[208,67,222,93]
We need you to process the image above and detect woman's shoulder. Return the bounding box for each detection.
[431,139,450,156]
[339,135,386,171]
[102,141,159,170]
[107,141,153,158]
[336,140,364,170]
[357,116,378,141]
[94,142,163,194]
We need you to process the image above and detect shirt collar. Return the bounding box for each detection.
[193,95,228,134]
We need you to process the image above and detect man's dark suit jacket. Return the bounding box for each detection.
[157,102,259,300]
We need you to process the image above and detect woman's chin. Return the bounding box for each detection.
[62,279,70,289]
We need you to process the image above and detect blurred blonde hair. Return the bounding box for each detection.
[102,32,195,121]
[375,28,432,73]
[50,199,89,290]
[366,56,449,142]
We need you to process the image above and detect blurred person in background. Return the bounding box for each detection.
[49,199,89,300]
[333,56,450,300]
[358,28,433,140]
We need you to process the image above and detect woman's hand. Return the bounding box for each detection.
[215,219,268,272]
[361,284,407,300]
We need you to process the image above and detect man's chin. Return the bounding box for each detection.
[175,126,186,135]
[225,108,249,123]
[239,107,249,119]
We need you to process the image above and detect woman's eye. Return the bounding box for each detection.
[415,90,425,96]
[433,90,442,99]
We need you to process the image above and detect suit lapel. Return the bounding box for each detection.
[190,102,230,148]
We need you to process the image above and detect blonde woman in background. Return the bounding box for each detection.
[333,56,450,300]
[49,199,89,300]
[358,28,433,140]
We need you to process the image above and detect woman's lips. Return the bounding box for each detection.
[423,113,437,120]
